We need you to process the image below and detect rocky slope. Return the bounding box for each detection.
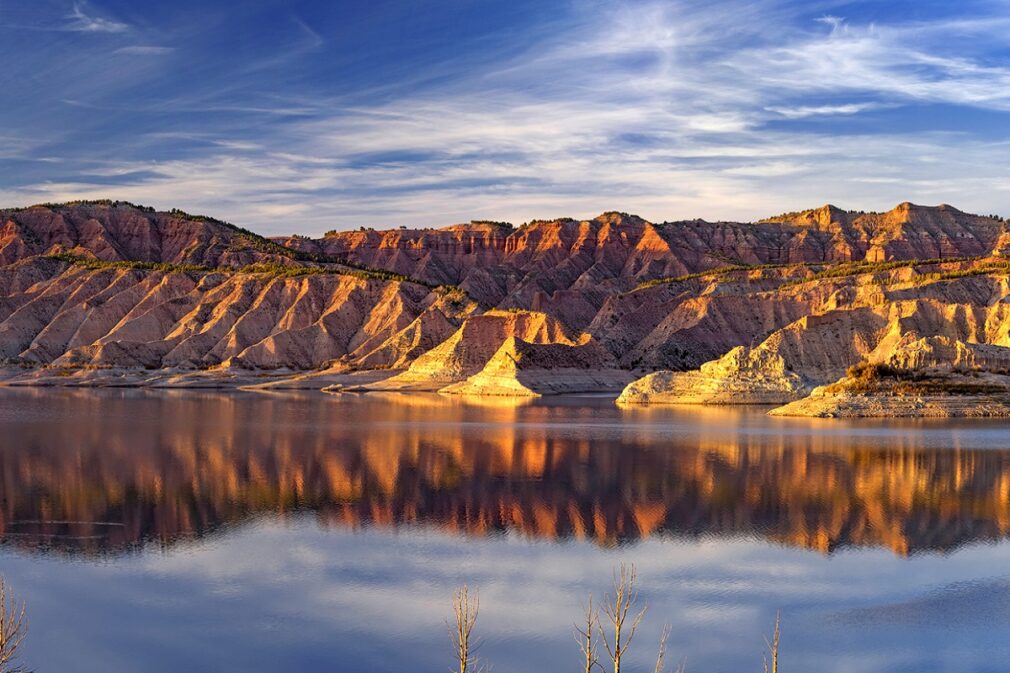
[0,255,468,371]
[441,336,634,396]
[770,337,1010,417]
[618,257,1010,412]
[355,309,616,393]
[617,346,810,405]
[3,200,1009,402]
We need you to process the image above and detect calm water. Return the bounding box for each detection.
[3,390,1010,672]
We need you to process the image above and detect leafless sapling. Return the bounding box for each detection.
[0,577,27,673]
[448,584,485,673]
[599,563,646,673]
[575,594,601,673]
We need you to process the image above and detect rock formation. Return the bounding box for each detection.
[0,257,464,371]
[3,199,1010,407]
[617,346,810,405]
[770,336,1010,417]
[358,309,609,393]
[619,259,1010,413]
[442,336,634,396]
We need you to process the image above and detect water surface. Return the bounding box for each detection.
[2,389,1010,672]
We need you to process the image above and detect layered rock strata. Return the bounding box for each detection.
[771,337,1010,417]
[3,200,1010,404]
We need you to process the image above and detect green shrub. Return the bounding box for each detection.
[44,253,465,292]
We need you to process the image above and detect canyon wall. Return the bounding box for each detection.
[2,200,1009,393]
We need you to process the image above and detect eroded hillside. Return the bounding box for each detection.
[2,199,1009,396]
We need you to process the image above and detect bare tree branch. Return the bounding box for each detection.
[762,611,781,673]
[598,563,647,673]
[0,577,27,673]
[574,594,601,673]
[447,585,485,673]
[653,624,672,673]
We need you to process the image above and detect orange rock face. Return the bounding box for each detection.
[2,200,1008,376]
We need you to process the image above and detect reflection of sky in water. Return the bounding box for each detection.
[5,524,1010,672]
[2,389,1010,671]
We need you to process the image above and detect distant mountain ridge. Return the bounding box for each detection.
[1,200,1008,392]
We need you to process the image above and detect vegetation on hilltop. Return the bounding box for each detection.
[826,362,1007,396]
[776,256,977,289]
[44,253,214,274]
[470,219,513,230]
[520,216,577,228]
[635,259,815,290]
[44,253,439,285]
[634,253,1010,294]
[4,199,158,214]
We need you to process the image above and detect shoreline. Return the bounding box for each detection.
[6,365,1010,419]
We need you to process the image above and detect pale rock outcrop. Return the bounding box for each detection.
[771,336,1010,417]
[884,334,1010,371]
[617,346,811,405]
[619,268,1010,410]
[769,375,1010,418]
[442,336,633,396]
[365,310,589,391]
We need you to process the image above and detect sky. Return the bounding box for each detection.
[1,0,1009,235]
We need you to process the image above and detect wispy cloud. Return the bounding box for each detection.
[291,16,323,50]
[114,45,174,55]
[66,2,129,33]
[731,13,1010,109]
[5,0,1010,234]
[765,103,880,119]
[814,14,846,33]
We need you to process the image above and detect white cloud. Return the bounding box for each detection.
[731,14,1010,109]
[8,0,1010,234]
[765,103,879,119]
[814,14,846,33]
[66,2,129,33]
[114,46,174,55]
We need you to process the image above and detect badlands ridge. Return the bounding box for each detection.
[3,200,1010,416]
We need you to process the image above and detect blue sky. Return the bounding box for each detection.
[1,0,1009,234]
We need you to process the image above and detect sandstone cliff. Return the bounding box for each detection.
[770,337,1010,417]
[3,200,1009,402]
[360,309,597,391]
[619,257,1010,409]
[617,345,811,405]
[442,336,634,396]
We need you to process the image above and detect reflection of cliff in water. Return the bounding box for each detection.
[2,389,1010,557]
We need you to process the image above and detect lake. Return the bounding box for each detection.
[2,389,1010,672]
